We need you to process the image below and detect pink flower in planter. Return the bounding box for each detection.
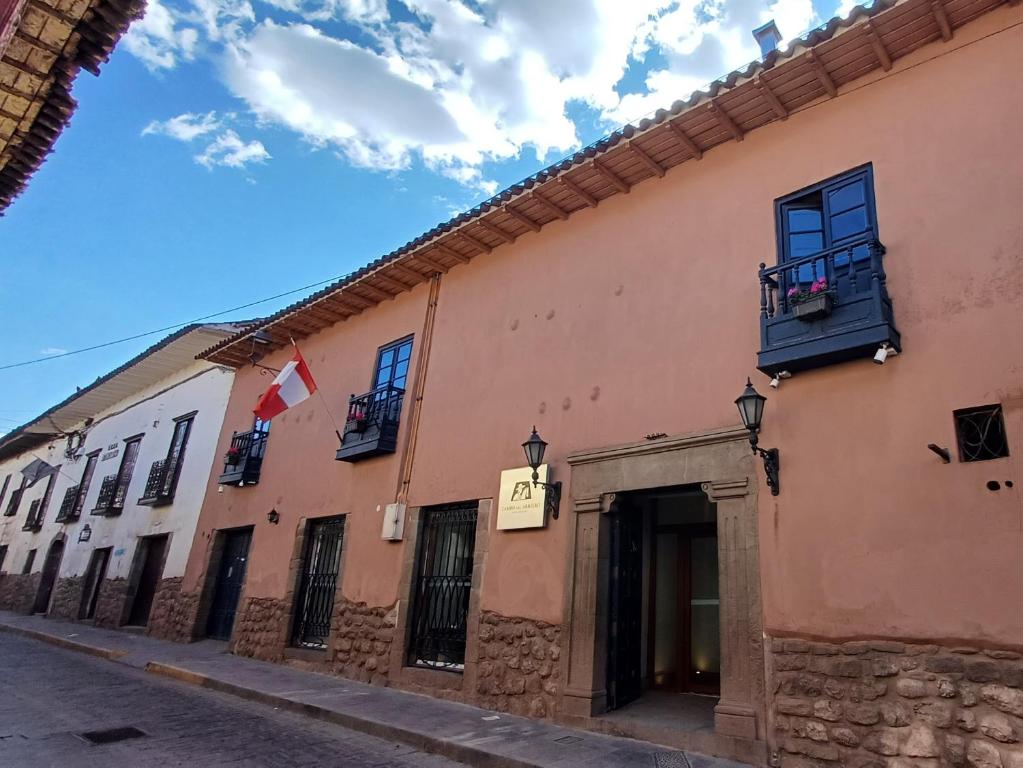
[787,287,798,299]
[810,278,828,294]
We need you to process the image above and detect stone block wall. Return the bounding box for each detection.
[92,578,128,628]
[770,638,1023,768]
[0,573,40,613]
[232,596,289,661]
[147,578,200,642]
[475,611,561,719]
[331,599,395,685]
[47,576,83,620]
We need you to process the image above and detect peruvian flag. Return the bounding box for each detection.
[254,346,318,421]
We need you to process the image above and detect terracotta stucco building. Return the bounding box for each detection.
[167,0,1022,764]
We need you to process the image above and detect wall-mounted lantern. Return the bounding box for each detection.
[267,508,280,525]
[78,524,92,543]
[735,378,780,496]
[522,427,562,520]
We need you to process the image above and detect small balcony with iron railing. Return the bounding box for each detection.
[3,487,22,517]
[138,458,181,506]
[22,499,43,531]
[757,236,900,376]
[55,485,80,523]
[335,385,405,463]
[218,425,269,486]
[92,475,123,516]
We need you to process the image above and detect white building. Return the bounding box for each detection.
[0,324,241,637]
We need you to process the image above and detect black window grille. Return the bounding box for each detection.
[22,549,36,574]
[73,453,99,518]
[291,517,345,649]
[407,503,478,671]
[0,474,9,511]
[23,499,43,531]
[954,405,1009,462]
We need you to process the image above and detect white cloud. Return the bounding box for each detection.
[123,0,200,71]
[38,347,67,356]
[142,111,221,140]
[195,130,271,168]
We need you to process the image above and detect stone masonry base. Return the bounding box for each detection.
[770,637,1023,768]
[331,599,396,685]
[232,596,290,661]
[0,573,40,614]
[147,578,199,642]
[476,611,561,719]
[47,576,84,620]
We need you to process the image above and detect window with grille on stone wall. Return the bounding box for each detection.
[291,516,345,649]
[407,503,478,671]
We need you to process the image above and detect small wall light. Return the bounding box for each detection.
[735,378,781,496]
[521,427,563,520]
[78,524,92,543]
[267,508,280,525]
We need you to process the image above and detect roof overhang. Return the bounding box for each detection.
[198,0,1011,368]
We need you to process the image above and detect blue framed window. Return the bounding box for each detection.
[373,336,413,393]
[777,165,878,290]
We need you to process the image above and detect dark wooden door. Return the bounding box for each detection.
[127,535,168,626]
[206,528,252,641]
[79,548,111,620]
[33,539,64,614]
[607,503,644,711]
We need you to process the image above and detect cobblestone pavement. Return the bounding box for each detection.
[0,634,465,768]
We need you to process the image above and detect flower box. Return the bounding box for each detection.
[224,449,241,466]
[792,292,834,320]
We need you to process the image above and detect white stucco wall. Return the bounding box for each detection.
[0,360,234,586]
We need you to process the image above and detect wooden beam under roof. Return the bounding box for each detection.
[501,204,541,233]
[593,160,630,194]
[707,101,744,142]
[931,0,952,40]
[559,175,597,207]
[409,253,448,273]
[626,140,665,177]
[335,291,374,310]
[432,242,471,263]
[350,283,391,302]
[476,219,515,244]
[457,230,492,254]
[530,190,569,220]
[754,75,788,119]
[861,21,892,71]
[389,263,427,285]
[372,273,410,294]
[807,50,837,97]
[664,121,703,160]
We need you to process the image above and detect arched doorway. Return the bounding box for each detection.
[33,537,65,615]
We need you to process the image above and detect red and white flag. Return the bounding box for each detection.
[253,346,318,422]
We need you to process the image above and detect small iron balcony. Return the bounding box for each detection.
[138,458,180,506]
[757,237,900,376]
[55,485,79,523]
[218,425,269,486]
[335,385,405,463]
[92,475,123,516]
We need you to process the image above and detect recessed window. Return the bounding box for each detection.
[954,405,1009,462]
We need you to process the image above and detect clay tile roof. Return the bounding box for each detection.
[194,0,1009,367]
[0,0,146,214]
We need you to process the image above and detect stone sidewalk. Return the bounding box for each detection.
[0,610,750,768]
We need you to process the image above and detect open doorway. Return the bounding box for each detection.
[607,486,719,720]
[33,538,65,615]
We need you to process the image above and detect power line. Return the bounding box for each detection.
[0,272,351,372]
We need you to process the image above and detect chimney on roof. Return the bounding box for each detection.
[752,20,782,57]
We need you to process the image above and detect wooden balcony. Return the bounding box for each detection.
[757,237,900,376]
[218,426,269,486]
[335,385,404,463]
[55,485,79,523]
[22,499,43,531]
[137,458,180,506]
[92,475,123,516]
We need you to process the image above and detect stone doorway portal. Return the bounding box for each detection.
[561,427,767,764]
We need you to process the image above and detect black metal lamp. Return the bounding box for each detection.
[522,427,562,520]
[267,508,280,525]
[735,378,780,496]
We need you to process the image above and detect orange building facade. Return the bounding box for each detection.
[171,1,1023,764]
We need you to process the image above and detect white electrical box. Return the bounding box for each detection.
[381,502,406,540]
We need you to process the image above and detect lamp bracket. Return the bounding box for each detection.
[755,446,780,496]
[532,478,562,520]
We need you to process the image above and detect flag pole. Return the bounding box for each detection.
[292,337,345,446]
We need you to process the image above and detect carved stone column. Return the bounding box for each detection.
[703,478,764,741]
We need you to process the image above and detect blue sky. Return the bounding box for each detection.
[1,0,853,434]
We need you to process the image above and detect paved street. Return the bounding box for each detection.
[0,634,464,768]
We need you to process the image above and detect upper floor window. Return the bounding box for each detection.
[112,436,142,509]
[75,452,99,517]
[0,474,9,511]
[778,165,877,289]
[373,336,413,393]
[4,476,27,517]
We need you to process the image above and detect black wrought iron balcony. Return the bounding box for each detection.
[3,487,21,517]
[219,425,269,486]
[138,458,180,506]
[757,237,900,376]
[55,485,79,523]
[336,385,405,463]
[22,499,43,531]
[92,475,123,516]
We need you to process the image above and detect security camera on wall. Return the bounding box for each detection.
[874,343,899,365]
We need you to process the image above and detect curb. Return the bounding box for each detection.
[0,622,126,662]
[144,661,538,768]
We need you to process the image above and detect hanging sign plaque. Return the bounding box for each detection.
[496,464,549,530]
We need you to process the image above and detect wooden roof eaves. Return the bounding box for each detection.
[200,0,1007,367]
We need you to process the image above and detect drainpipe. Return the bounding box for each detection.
[394,273,442,506]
